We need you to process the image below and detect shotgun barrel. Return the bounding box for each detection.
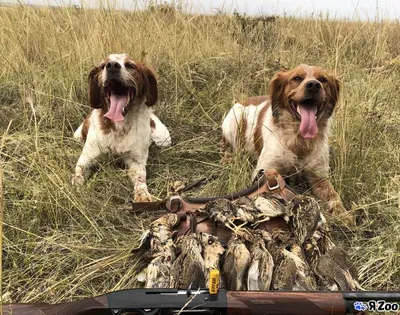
[2,289,400,315]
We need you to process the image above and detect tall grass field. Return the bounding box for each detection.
[0,2,399,303]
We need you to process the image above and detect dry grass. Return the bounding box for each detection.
[0,3,399,303]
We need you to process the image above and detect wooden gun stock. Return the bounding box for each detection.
[226,291,346,315]
[2,289,400,315]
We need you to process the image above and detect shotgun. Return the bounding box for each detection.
[2,288,400,315]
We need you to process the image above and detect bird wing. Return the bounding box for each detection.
[222,251,238,290]
[329,245,359,280]
[247,259,260,290]
[273,257,297,290]
[289,198,320,244]
[259,249,274,290]
[188,259,206,289]
[170,255,184,287]
[223,240,251,290]
[333,264,350,291]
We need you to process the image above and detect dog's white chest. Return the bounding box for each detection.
[111,124,150,152]
[88,108,152,157]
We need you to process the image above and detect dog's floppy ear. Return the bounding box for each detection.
[269,68,288,110]
[327,72,341,106]
[88,66,102,108]
[140,65,158,107]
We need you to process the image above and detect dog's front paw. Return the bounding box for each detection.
[134,189,154,202]
[71,174,85,186]
[328,200,355,226]
[338,211,356,226]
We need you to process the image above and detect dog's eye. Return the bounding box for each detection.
[318,77,327,83]
[292,76,303,81]
[125,63,136,69]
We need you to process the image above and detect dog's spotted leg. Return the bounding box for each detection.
[125,158,153,202]
[251,147,280,181]
[72,141,101,186]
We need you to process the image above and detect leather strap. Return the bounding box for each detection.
[263,169,297,202]
[211,220,217,236]
[178,175,218,193]
[174,215,290,247]
[129,200,167,213]
[189,213,197,233]
[131,170,296,247]
[130,169,297,214]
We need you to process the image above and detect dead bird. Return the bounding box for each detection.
[253,193,289,225]
[320,231,361,290]
[139,239,176,288]
[266,229,314,290]
[286,245,317,290]
[170,233,205,289]
[315,254,352,290]
[328,244,359,286]
[201,198,234,226]
[304,224,361,291]
[132,213,181,258]
[199,232,225,287]
[150,213,181,243]
[231,196,258,223]
[247,231,274,291]
[296,213,362,291]
[266,229,295,261]
[287,195,321,245]
[222,234,251,290]
[303,216,330,262]
[267,232,317,290]
[315,216,359,286]
[200,198,247,232]
[271,249,298,290]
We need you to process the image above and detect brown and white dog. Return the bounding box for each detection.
[222,64,352,222]
[72,54,171,202]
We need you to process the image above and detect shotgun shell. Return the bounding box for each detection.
[209,269,220,294]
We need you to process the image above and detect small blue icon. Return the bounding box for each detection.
[354,301,368,312]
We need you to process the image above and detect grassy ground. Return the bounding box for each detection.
[0,3,399,303]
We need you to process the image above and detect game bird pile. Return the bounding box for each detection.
[134,193,362,291]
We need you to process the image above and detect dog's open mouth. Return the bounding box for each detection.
[103,80,135,122]
[289,100,319,139]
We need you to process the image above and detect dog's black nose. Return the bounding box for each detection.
[305,80,321,93]
[106,61,121,72]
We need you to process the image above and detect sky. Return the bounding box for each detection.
[3,0,400,21]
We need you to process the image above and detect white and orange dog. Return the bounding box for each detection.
[72,54,171,202]
[222,64,352,222]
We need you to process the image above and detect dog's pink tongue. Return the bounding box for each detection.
[299,105,318,139]
[104,94,127,122]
